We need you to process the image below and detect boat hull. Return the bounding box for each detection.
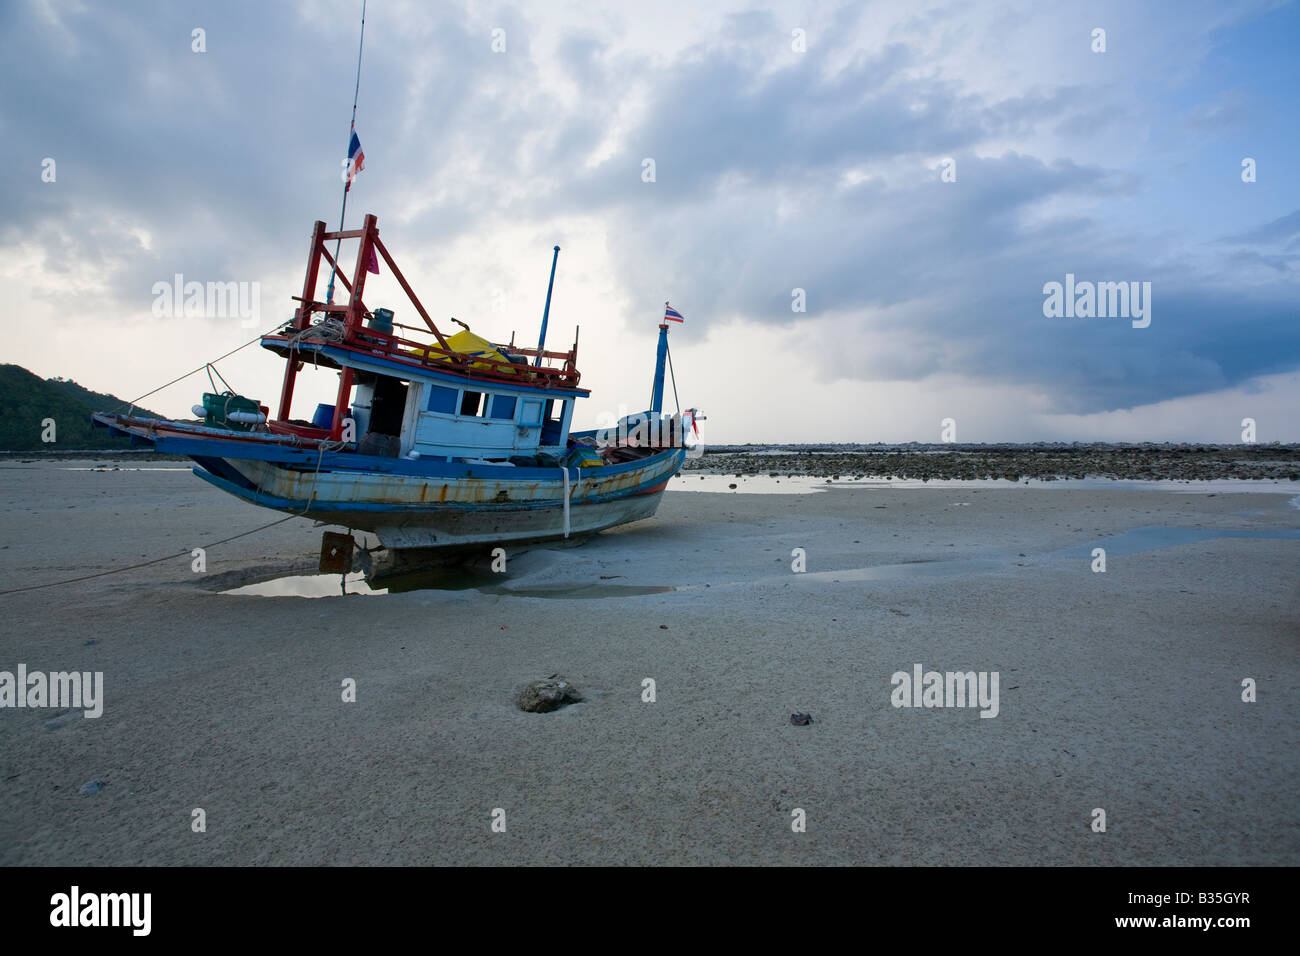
[195,447,684,550]
[92,412,686,551]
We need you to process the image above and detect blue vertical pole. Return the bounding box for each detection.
[534,245,561,367]
[650,317,670,414]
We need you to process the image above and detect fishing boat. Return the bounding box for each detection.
[92,214,700,579]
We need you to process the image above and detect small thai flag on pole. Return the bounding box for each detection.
[345,131,365,192]
[664,304,684,323]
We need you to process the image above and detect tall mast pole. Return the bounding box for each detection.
[650,303,670,414]
[325,0,367,306]
[534,245,561,366]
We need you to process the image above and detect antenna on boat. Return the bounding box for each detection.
[325,0,368,306]
[534,245,561,367]
[650,301,675,414]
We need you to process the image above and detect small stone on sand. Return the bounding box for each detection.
[516,676,583,713]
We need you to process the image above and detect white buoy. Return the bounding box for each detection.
[227,411,267,424]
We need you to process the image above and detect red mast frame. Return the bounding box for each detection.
[267,215,582,442]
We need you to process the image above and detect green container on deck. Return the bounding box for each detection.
[202,392,263,431]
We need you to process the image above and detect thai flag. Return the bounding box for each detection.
[345,131,365,192]
[664,305,684,323]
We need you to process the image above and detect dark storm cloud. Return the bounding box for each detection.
[2,0,1296,415]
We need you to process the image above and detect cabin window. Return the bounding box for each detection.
[521,399,543,424]
[489,395,517,420]
[460,390,483,416]
[426,385,457,414]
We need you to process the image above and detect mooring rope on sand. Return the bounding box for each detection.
[1,437,344,597]
[0,513,301,596]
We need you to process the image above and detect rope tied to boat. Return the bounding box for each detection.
[2,431,349,596]
[561,466,570,538]
[110,327,279,415]
[0,513,304,596]
[285,317,346,370]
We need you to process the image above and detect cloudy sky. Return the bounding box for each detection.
[3,0,1297,442]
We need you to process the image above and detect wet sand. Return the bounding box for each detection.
[1,461,1297,865]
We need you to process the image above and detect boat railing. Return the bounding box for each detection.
[273,213,582,440]
[274,214,580,390]
[265,320,579,388]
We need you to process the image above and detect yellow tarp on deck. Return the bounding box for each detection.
[403,329,516,374]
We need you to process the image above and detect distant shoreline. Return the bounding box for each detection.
[684,444,1300,481]
[6,443,1298,482]
[0,449,186,461]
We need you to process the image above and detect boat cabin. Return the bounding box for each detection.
[348,364,577,461]
[259,214,589,465]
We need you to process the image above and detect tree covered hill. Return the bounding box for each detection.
[0,364,167,451]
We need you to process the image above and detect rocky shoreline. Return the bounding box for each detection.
[683,444,1300,482]
[8,444,1300,482]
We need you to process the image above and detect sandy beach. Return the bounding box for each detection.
[1,460,1296,866]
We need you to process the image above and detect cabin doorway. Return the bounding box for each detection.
[540,398,566,446]
[357,373,408,457]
